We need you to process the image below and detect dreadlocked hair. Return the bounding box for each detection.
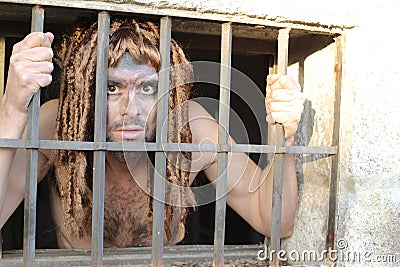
[54,18,196,242]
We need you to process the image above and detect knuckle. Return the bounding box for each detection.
[42,74,53,86]
[47,47,54,58]
[20,73,32,87]
[48,62,54,72]
[40,47,52,56]
[13,61,24,74]
[12,42,21,53]
[9,53,21,65]
[30,32,44,41]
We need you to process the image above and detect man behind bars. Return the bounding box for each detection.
[0,19,304,248]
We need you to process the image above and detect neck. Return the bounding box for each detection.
[105,151,151,189]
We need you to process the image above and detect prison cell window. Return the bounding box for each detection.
[0,2,343,266]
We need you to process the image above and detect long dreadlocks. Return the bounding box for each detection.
[53,18,195,243]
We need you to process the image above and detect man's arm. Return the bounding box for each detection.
[189,74,304,238]
[0,32,55,227]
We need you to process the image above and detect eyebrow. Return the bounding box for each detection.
[142,78,158,88]
[107,76,159,88]
[107,77,125,85]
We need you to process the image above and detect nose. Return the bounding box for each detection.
[123,90,141,118]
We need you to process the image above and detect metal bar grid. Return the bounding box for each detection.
[0,139,337,154]
[213,22,232,267]
[91,11,110,267]
[151,16,171,267]
[22,5,43,267]
[0,4,344,267]
[269,27,290,267]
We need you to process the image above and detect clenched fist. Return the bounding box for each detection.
[3,32,54,114]
[265,74,305,145]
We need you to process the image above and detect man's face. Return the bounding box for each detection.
[106,53,158,145]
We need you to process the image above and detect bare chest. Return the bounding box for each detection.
[103,179,151,247]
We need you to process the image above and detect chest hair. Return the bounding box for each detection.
[103,179,150,247]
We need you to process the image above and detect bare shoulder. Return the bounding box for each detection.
[38,99,58,158]
[188,100,218,144]
[188,100,212,118]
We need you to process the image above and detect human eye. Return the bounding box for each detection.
[140,84,157,95]
[107,84,120,95]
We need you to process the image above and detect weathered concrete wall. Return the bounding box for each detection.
[103,0,358,27]
[335,3,400,267]
[284,1,400,266]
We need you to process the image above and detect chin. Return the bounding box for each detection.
[110,151,142,161]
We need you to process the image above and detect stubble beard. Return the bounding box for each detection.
[106,117,156,162]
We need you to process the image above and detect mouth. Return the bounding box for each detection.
[115,127,144,140]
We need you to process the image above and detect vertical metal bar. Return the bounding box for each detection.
[91,11,110,267]
[151,16,171,267]
[326,34,344,251]
[0,36,4,259]
[213,22,232,267]
[267,55,276,160]
[269,27,290,267]
[0,37,5,103]
[22,6,44,267]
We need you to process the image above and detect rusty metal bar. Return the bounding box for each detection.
[91,11,110,267]
[0,36,4,103]
[213,22,232,267]
[269,27,290,267]
[326,34,344,251]
[22,6,44,267]
[0,34,4,260]
[0,138,338,154]
[0,244,265,266]
[151,16,171,267]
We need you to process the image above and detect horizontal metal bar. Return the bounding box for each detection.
[0,139,337,154]
[0,0,347,33]
[0,245,267,266]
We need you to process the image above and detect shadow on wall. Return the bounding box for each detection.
[295,99,316,190]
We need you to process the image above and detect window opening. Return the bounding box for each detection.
[0,2,343,266]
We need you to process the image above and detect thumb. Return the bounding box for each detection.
[44,32,54,46]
